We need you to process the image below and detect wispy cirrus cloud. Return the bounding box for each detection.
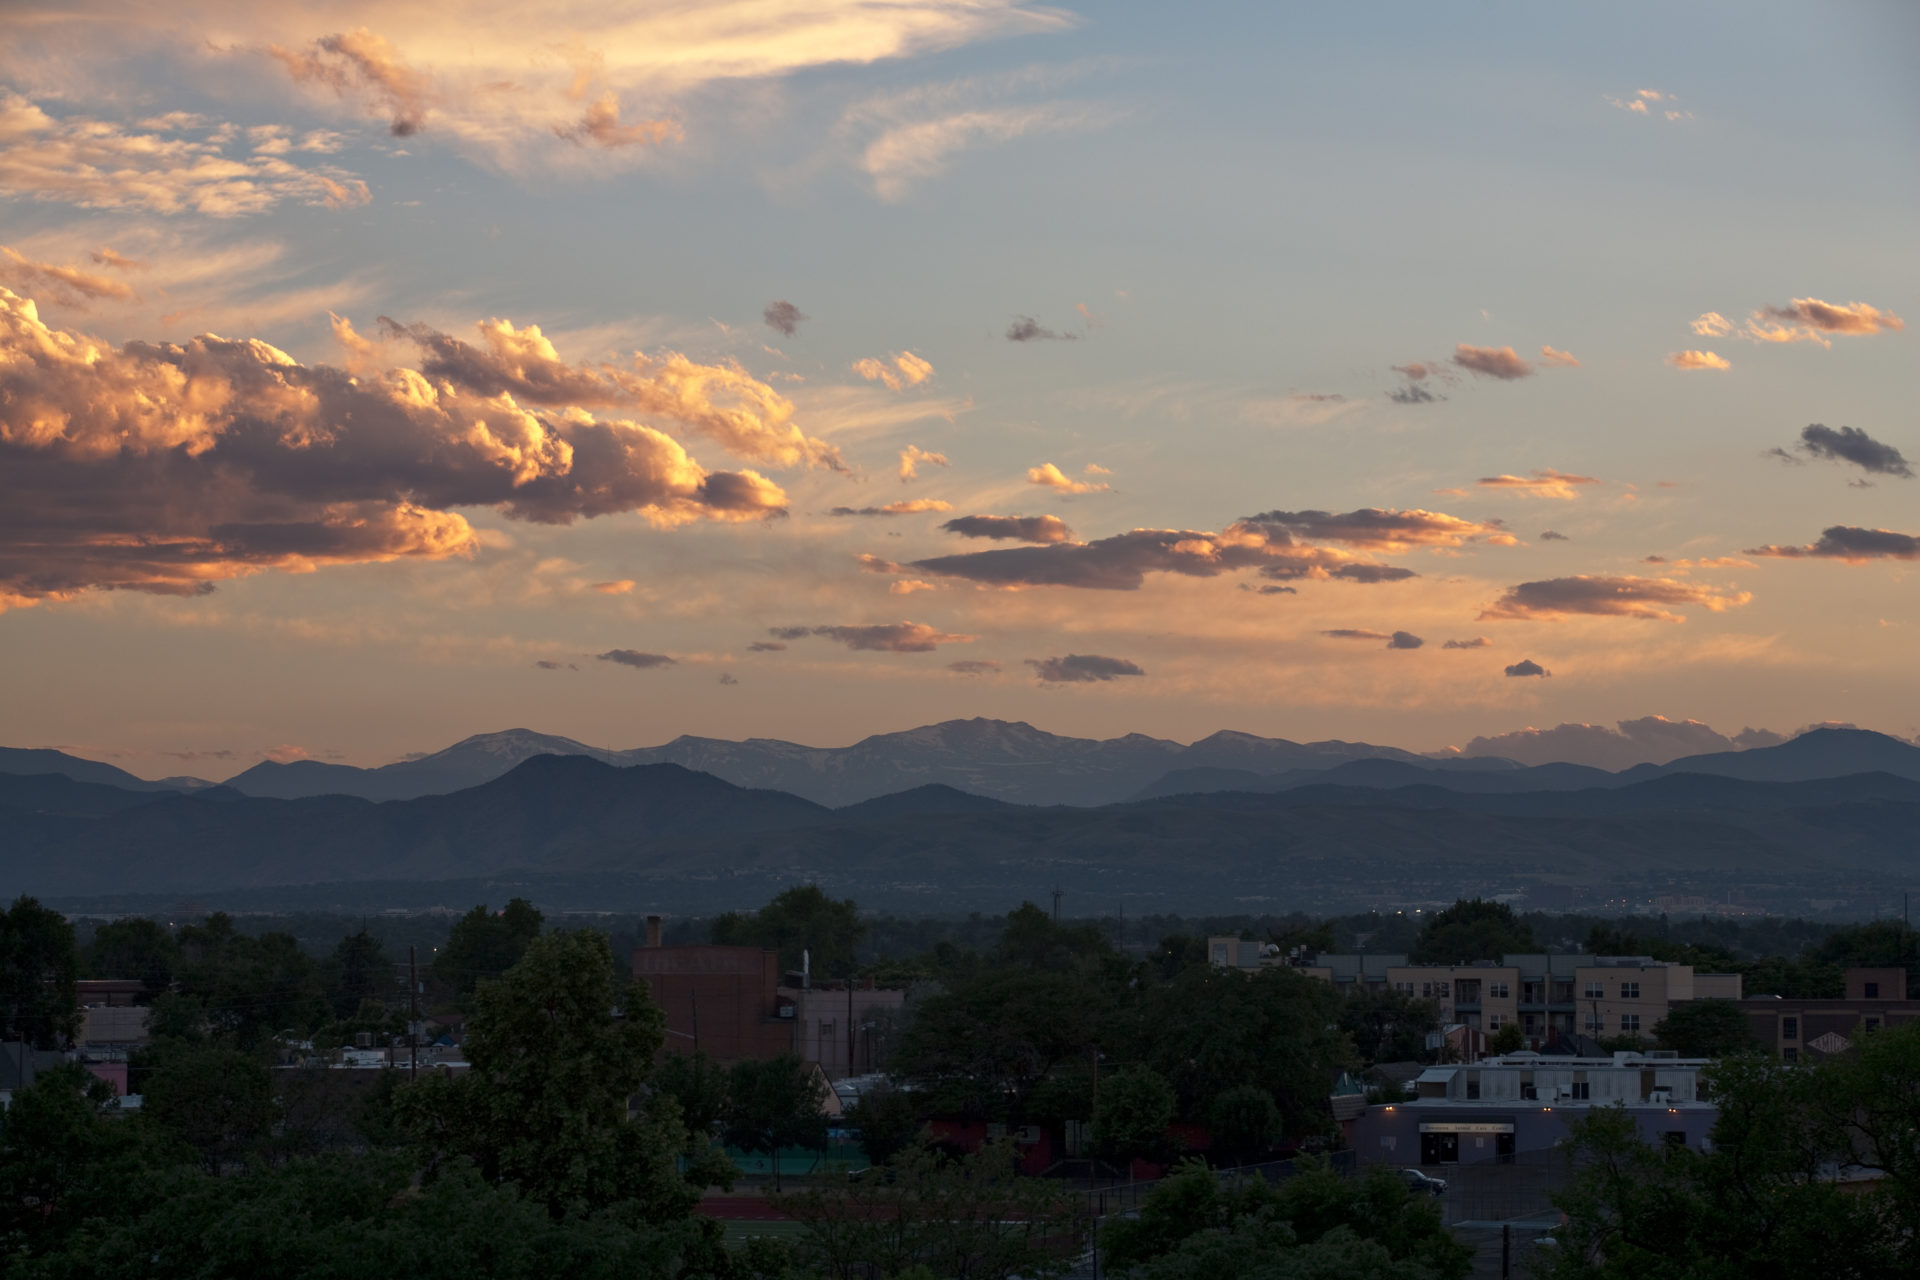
[1761,297,1902,336]
[0,92,369,216]
[1474,469,1600,500]
[1479,575,1752,622]
[829,499,954,516]
[0,246,137,308]
[852,351,934,391]
[898,445,950,481]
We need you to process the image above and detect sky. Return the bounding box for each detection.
[2,1,1917,779]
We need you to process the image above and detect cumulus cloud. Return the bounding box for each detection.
[1760,298,1903,336]
[830,499,954,517]
[852,351,934,391]
[590,580,636,594]
[1027,462,1109,494]
[1746,526,1920,562]
[1388,630,1425,649]
[1453,344,1533,380]
[1691,312,1733,337]
[1475,469,1600,499]
[0,247,138,308]
[380,315,843,470]
[1538,345,1580,368]
[1774,424,1912,479]
[1540,530,1570,541]
[947,659,1001,675]
[769,621,972,652]
[1026,653,1144,682]
[1006,315,1079,342]
[1443,636,1492,649]
[1458,715,1798,769]
[941,514,1073,543]
[1241,508,1504,551]
[597,649,676,669]
[763,301,807,337]
[1504,659,1550,678]
[0,92,370,216]
[898,444,949,481]
[1479,575,1752,623]
[0,289,788,609]
[1667,349,1730,371]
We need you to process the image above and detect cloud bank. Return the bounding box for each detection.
[1480,575,1751,622]
[1026,653,1144,682]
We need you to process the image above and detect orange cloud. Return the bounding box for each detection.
[829,499,954,516]
[0,92,369,216]
[555,92,682,149]
[270,27,432,136]
[1760,298,1903,336]
[899,444,950,481]
[1691,312,1733,337]
[1667,349,1730,371]
[1746,526,1920,563]
[0,246,136,308]
[889,579,936,594]
[942,514,1073,544]
[1453,344,1533,380]
[1479,575,1752,623]
[852,351,935,391]
[384,316,842,470]
[1538,345,1580,368]
[768,621,972,652]
[590,580,637,594]
[0,288,786,609]
[1027,462,1110,494]
[1474,469,1600,500]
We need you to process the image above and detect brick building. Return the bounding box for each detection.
[631,916,795,1062]
[1740,966,1920,1061]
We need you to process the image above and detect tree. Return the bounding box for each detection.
[398,927,714,1219]
[1132,965,1352,1136]
[651,1048,730,1136]
[845,1082,926,1167]
[142,1043,277,1173]
[1103,1157,1469,1280]
[1208,1086,1282,1166]
[724,1053,827,1190]
[1810,920,1920,996]
[1489,1022,1525,1054]
[0,896,79,1048]
[433,899,544,998]
[711,885,866,976]
[1653,999,1758,1058]
[893,967,1105,1121]
[81,916,178,999]
[322,928,395,1020]
[1091,1064,1176,1166]
[778,1139,1083,1280]
[1409,898,1534,964]
[171,913,328,1045]
[1336,986,1438,1065]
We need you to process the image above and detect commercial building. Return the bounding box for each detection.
[1740,967,1920,1060]
[1350,1050,1715,1164]
[1212,942,1740,1045]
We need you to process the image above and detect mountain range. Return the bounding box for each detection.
[3,727,1918,915]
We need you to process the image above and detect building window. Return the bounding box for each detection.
[1435,981,1451,999]
[1570,1081,1591,1100]
[1782,1017,1797,1039]
[1489,1014,1503,1030]
[1465,1073,1480,1100]
[1396,982,1415,996]
[1489,982,1510,999]
[1865,982,1880,998]
[1783,1048,1798,1063]
[1585,982,1604,1000]
[1620,1014,1641,1033]
[1584,1014,1604,1033]
[1620,982,1640,1000]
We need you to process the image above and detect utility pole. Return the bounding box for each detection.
[408,946,418,1082]
[847,977,855,1078]
[1051,887,1063,924]
[690,987,700,1055]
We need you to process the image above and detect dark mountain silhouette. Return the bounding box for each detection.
[831,784,1018,821]
[1626,728,1920,784]
[0,748,186,793]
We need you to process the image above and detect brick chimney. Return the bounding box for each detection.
[645,915,663,948]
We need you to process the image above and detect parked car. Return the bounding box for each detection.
[1399,1167,1448,1195]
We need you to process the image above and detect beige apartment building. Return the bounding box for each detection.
[1211,940,1740,1045]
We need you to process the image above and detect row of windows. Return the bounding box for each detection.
[1395,978,1647,1001]
[1584,1013,1641,1032]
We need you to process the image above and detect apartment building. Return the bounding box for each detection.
[1740,966,1920,1061]
[1213,941,1740,1045]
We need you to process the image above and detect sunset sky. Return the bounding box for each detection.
[3,1,1917,778]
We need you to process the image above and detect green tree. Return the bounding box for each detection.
[1409,898,1534,964]
[778,1140,1082,1280]
[141,1043,277,1173]
[994,902,1118,974]
[322,927,395,1019]
[399,927,714,1219]
[1653,1000,1758,1058]
[433,898,544,998]
[1132,965,1352,1136]
[1092,1064,1176,1166]
[725,1053,827,1190]
[172,913,328,1045]
[711,884,866,976]
[80,916,178,999]
[651,1048,730,1136]
[845,1082,926,1167]
[1489,1022,1524,1054]
[1809,920,1920,996]
[1336,986,1438,1065]
[0,896,79,1048]
[1207,1085,1282,1166]
[894,968,1106,1120]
